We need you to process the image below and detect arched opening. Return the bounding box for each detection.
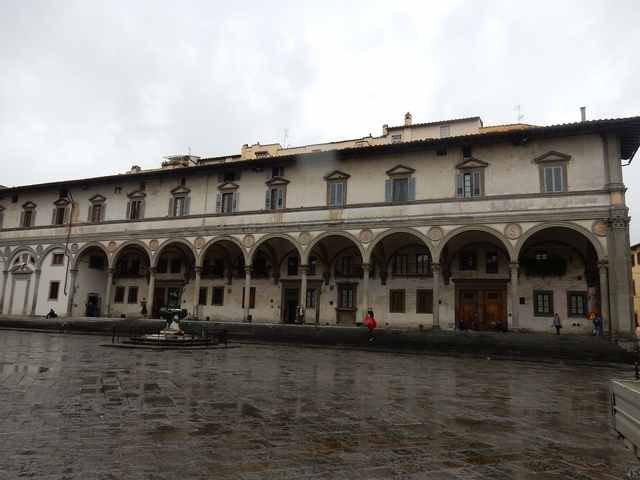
[517,226,600,334]
[306,234,365,325]
[73,245,109,317]
[111,244,151,318]
[200,239,246,321]
[249,235,301,323]
[438,229,512,331]
[152,241,196,318]
[5,250,37,315]
[368,231,434,328]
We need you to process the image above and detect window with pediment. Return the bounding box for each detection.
[88,194,106,223]
[385,165,416,203]
[168,185,191,217]
[51,197,70,226]
[216,180,239,214]
[20,202,37,228]
[126,190,146,220]
[324,170,349,207]
[534,151,571,193]
[455,157,488,198]
[265,176,288,210]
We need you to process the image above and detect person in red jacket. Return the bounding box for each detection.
[364,308,377,342]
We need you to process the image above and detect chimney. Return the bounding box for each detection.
[382,124,389,136]
[404,112,412,126]
[580,106,586,122]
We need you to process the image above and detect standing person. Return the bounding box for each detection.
[364,308,377,342]
[594,313,604,337]
[553,312,562,335]
[140,297,148,317]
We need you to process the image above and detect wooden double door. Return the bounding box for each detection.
[457,286,507,331]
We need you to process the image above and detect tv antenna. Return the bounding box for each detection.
[515,105,524,122]
[283,129,290,148]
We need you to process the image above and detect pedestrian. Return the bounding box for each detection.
[140,297,148,316]
[45,308,57,319]
[553,312,562,335]
[364,308,376,342]
[595,313,604,336]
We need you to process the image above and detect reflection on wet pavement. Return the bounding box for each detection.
[0,331,635,479]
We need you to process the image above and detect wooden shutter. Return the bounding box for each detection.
[168,198,174,217]
[19,211,25,228]
[456,174,463,197]
[265,189,271,210]
[126,201,131,220]
[408,177,416,201]
[232,192,239,212]
[277,189,284,209]
[216,192,222,213]
[384,179,392,202]
[472,171,481,196]
[101,204,106,222]
[63,207,69,224]
[87,205,93,222]
[184,197,190,215]
[140,200,145,219]
[51,208,57,225]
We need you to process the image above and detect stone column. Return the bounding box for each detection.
[193,266,202,319]
[147,267,156,318]
[30,268,42,315]
[599,261,611,336]
[0,270,8,314]
[432,263,440,329]
[299,265,308,323]
[360,263,370,321]
[243,265,252,322]
[104,268,114,317]
[607,208,633,335]
[65,269,78,317]
[509,262,519,330]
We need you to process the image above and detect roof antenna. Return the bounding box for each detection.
[283,129,289,148]
[515,105,524,122]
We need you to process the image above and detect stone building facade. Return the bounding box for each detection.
[0,114,638,335]
[632,243,640,327]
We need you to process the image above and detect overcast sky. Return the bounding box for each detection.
[1,0,639,240]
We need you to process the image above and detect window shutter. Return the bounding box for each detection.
[265,189,272,210]
[184,197,190,215]
[63,207,69,224]
[19,211,24,228]
[554,166,563,192]
[385,179,392,202]
[126,201,131,220]
[408,177,416,201]
[216,192,222,213]
[140,200,145,219]
[101,204,106,222]
[544,167,553,193]
[32,210,36,226]
[232,192,239,212]
[87,205,93,222]
[472,171,481,196]
[277,189,284,209]
[168,198,174,217]
[51,208,56,225]
[456,174,463,197]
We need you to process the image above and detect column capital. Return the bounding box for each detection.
[299,265,309,274]
[195,266,202,274]
[107,267,114,275]
[509,262,520,270]
[244,265,253,273]
[431,262,441,272]
[361,262,370,272]
[34,268,42,275]
[598,260,609,270]
[148,267,157,274]
[70,268,79,274]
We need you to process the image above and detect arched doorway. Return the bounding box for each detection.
[368,230,434,328]
[151,241,196,318]
[516,226,602,334]
[111,243,151,318]
[305,233,365,325]
[5,249,37,315]
[200,238,246,321]
[249,235,302,323]
[72,245,109,317]
[438,228,513,331]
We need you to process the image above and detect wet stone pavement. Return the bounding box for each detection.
[0,331,636,480]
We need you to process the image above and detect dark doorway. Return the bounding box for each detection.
[283,287,299,323]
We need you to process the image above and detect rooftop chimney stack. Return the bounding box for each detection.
[404,112,412,126]
[580,106,586,122]
[382,124,389,136]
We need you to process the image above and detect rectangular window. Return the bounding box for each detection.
[22,210,34,227]
[486,252,498,274]
[328,181,346,207]
[48,281,60,300]
[267,187,285,210]
[439,125,450,138]
[127,286,139,304]
[533,290,553,316]
[462,146,472,158]
[459,251,477,271]
[392,178,409,202]
[416,289,433,314]
[52,253,65,266]
[543,165,564,193]
[416,253,431,274]
[53,207,66,225]
[390,289,406,313]
[221,192,234,213]
[114,286,125,303]
[306,288,316,308]
[198,287,207,306]
[392,255,408,275]
[169,259,182,274]
[567,291,587,317]
[340,256,353,276]
[90,204,103,223]
[338,284,354,308]
[287,256,299,276]
[391,134,402,144]
[129,200,143,220]
[242,286,256,308]
[173,196,186,216]
[456,171,482,198]
[223,171,236,182]
[212,287,224,306]
[271,166,284,178]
